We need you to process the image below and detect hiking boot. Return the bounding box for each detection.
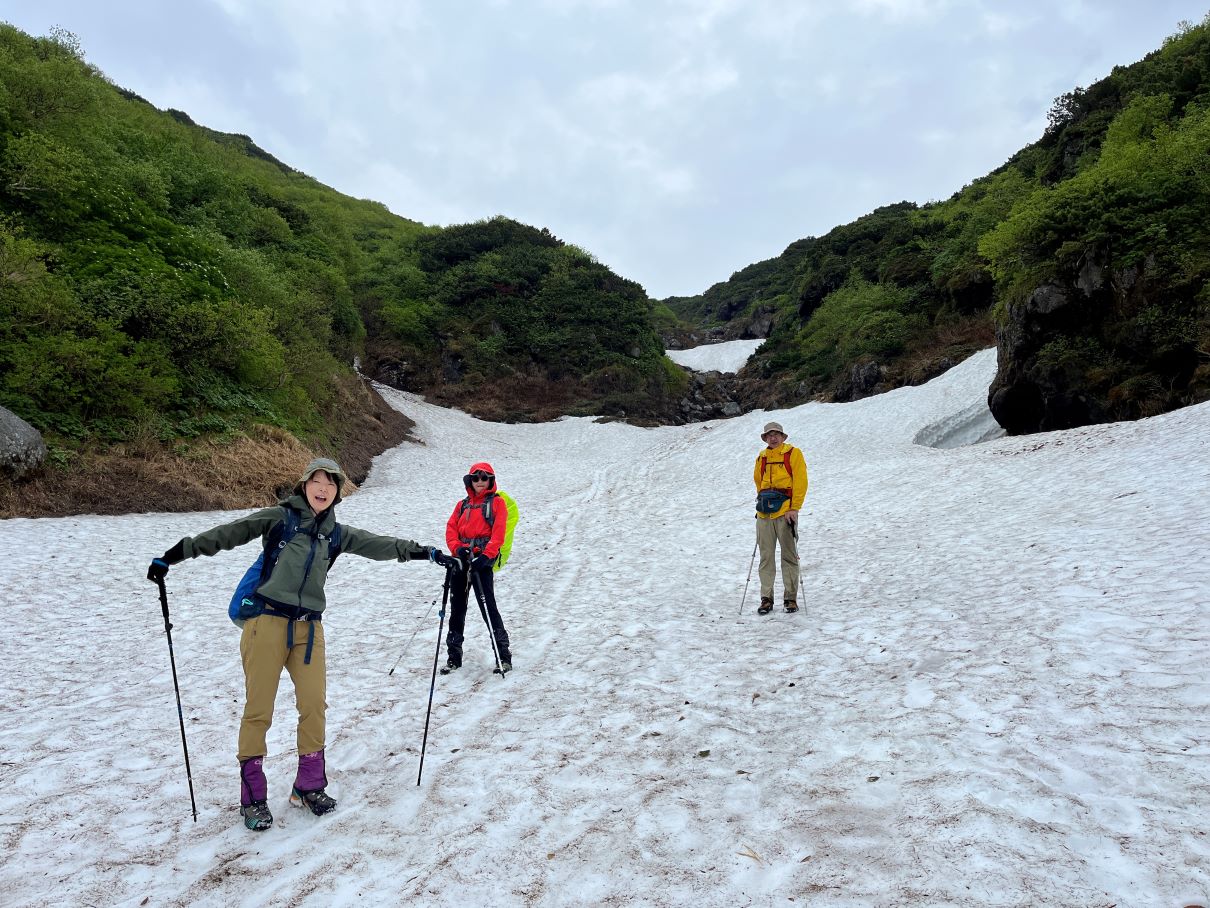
[241,800,273,831]
[290,786,337,816]
[784,600,798,613]
[439,660,460,675]
[493,661,512,675]
[757,597,774,615]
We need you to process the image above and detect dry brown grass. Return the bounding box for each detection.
[0,425,334,518]
[0,379,412,519]
[897,314,997,386]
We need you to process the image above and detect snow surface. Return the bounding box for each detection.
[913,399,1006,449]
[2,348,1208,908]
[665,338,762,373]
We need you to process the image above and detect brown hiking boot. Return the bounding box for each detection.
[783,600,798,613]
[757,597,774,615]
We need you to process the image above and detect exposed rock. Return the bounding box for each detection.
[0,407,48,480]
[989,250,1205,435]
[371,355,420,391]
[673,366,745,422]
[745,309,775,339]
[440,351,464,383]
[834,361,887,402]
[989,281,1103,434]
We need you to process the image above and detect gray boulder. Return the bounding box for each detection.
[0,407,47,480]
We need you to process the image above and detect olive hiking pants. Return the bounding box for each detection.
[756,514,799,602]
[237,614,327,760]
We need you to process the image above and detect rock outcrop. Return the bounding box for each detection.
[0,407,47,479]
[677,369,743,421]
[989,251,1208,435]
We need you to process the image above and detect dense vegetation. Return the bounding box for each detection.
[362,216,684,421]
[668,15,1210,425]
[0,23,678,476]
[4,10,1209,495]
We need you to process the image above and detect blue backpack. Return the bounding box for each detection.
[228,508,343,627]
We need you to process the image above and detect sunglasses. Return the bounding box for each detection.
[469,472,492,481]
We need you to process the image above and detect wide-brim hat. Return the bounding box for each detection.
[295,457,347,503]
[761,421,786,439]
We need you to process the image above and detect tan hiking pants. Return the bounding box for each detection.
[757,515,799,602]
[237,614,327,760]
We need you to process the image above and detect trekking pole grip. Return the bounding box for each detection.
[156,577,171,629]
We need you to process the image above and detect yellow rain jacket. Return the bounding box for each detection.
[753,443,808,519]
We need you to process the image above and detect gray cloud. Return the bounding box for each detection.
[6,0,1207,297]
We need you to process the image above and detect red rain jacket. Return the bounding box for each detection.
[445,461,509,558]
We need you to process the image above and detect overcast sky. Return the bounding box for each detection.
[6,2,1208,299]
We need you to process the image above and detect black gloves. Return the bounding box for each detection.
[448,547,491,569]
[147,540,186,582]
[431,549,458,569]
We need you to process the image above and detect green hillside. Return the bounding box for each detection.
[4,11,1210,512]
[667,15,1210,428]
[0,23,679,474]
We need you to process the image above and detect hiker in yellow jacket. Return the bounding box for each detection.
[752,421,808,614]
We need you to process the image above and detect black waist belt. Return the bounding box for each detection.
[263,602,322,664]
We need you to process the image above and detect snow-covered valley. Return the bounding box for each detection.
[1,346,1206,907]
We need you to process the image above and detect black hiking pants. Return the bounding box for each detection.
[447,563,511,667]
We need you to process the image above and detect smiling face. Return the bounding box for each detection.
[304,470,338,513]
[763,431,786,449]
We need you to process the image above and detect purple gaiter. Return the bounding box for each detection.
[294,749,327,794]
[240,756,267,806]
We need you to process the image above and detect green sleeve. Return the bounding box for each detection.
[341,525,430,562]
[182,507,284,558]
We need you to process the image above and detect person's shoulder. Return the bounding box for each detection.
[248,503,288,520]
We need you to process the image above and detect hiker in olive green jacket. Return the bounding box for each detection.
[146,457,457,831]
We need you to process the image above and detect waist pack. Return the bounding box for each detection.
[228,508,342,627]
[756,488,791,514]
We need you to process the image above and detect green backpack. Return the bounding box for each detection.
[458,489,519,572]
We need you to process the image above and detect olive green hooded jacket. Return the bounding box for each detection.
[178,493,428,614]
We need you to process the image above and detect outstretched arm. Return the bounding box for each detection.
[341,525,440,562]
[147,507,282,582]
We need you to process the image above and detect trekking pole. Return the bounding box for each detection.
[468,567,504,677]
[154,577,198,822]
[738,531,759,616]
[417,566,452,786]
[388,594,438,676]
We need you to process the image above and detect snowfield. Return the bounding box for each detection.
[1,346,1207,907]
[665,338,762,373]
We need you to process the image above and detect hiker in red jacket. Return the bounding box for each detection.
[442,462,513,674]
